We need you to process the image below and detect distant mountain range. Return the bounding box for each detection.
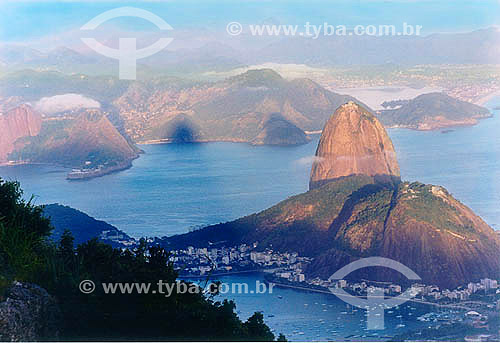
[161,102,500,288]
[0,69,492,176]
[1,28,499,71]
[249,28,500,66]
[377,92,492,130]
[0,69,359,171]
[116,69,362,143]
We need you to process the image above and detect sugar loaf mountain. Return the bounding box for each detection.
[165,101,500,289]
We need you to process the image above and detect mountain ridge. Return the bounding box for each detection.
[43,203,134,248]
[377,92,492,130]
[2,28,499,71]
[0,104,42,162]
[116,69,368,144]
[6,108,140,169]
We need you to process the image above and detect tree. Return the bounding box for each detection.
[277,333,288,342]
[0,178,52,238]
[243,312,276,341]
[0,179,53,283]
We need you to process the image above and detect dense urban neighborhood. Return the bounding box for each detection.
[170,243,499,305]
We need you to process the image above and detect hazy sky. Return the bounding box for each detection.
[0,0,499,45]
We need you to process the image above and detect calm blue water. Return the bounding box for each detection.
[188,273,440,341]
[0,141,315,237]
[1,98,498,341]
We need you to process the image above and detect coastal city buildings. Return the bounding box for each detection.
[169,243,499,311]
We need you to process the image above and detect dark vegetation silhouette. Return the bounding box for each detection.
[0,178,283,341]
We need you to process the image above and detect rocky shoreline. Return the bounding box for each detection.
[383,112,493,131]
[137,135,313,146]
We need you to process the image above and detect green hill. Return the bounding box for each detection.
[43,204,133,247]
[377,92,491,130]
[8,108,140,169]
[116,69,367,144]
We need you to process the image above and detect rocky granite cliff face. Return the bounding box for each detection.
[0,104,41,162]
[64,109,140,163]
[305,180,500,287]
[165,102,500,288]
[0,282,61,341]
[309,101,400,190]
[8,108,140,168]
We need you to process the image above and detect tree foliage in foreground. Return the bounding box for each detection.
[0,178,281,341]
